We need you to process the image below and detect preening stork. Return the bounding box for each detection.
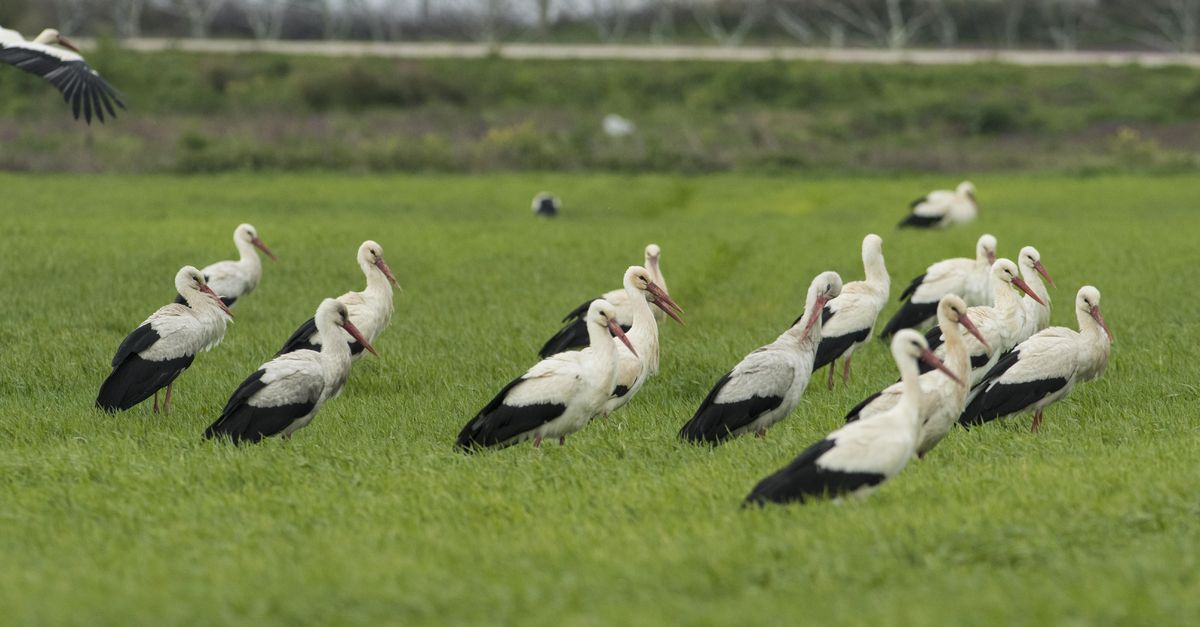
[799,234,889,388]
[1015,245,1056,344]
[176,223,275,308]
[601,266,684,417]
[538,244,675,358]
[920,259,1044,386]
[277,240,400,360]
[961,286,1112,433]
[744,330,962,506]
[679,271,842,445]
[96,266,232,413]
[0,26,125,123]
[204,299,376,444]
[843,295,988,458]
[456,300,635,451]
[879,233,997,340]
[532,192,560,218]
[898,181,978,229]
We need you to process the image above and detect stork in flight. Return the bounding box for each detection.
[0,26,125,123]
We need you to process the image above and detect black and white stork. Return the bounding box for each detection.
[843,295,988,458]
[0,26,125,123]
[601,266,684,417]
[960,286,1112,433]
[277,240,400,360]
[204,298,376,444]
[744,330,962,506]
[879,233,997,340]
[175,223,275,308]
[898,181,978,229]
[799,234,889,388]
[1016,245,1056,344]
[537,244,677,358]
[456,300,635,451]
[96,266,232,413]
[532,192,560,218]
[679,271,842,445]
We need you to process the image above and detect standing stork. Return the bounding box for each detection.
[538,244,674,358]
[277,240,400,359]
[176,223,276,308]
[1015,245,1056,344]
[204,299,377,444]
[843,295,988,458]
[744,330,962,506]
[601,266,684,417]
[0,26,125,124]
[879,234,997,339]
[96,266,232,413]
[961,286,1112,433]
[456,300,636,451]
[679,271,842,445]
[799,234,889,388]
[920,259,1045,386]
[898,181,978,229]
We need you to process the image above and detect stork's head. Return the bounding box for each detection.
[234,223,276,261]
[957,181,977,203]
[798,271,842,340]
[992,258,1044,305]
[317,298,377,356]
[358,240,400,288]
[977,234,998,266]
[623,265,683,324]
[1076,286,1112,341]
[34,29,80,53]
[587,299,637,356]
[1018,246,1056,288]
[644,244,661,268]
[175,265,232,317]
[937,295,989,350]
[892,329,962,385]
[862,233,883,262]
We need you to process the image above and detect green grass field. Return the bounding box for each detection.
[0,172,1196,625]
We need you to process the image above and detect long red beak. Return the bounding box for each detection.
[1091,306,1113,342]
[920,349,963,386]
[645,281,684,325]
[1012,277,1045,306]
[959,314,990,351]
[58,35,81,53]
[800,294,828,340]
[251,237,277,261]
[986,251,997,265]
[609,319,637,357]
[1033,260,1056,288]
[200,284,233,317]
[342,320,377,356]
[375,259,401,289]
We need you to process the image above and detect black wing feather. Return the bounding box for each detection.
[744,439,888,506]
[679,372,785,445]
[204,370,318,443]
[898,213,943,229]
[879,299,938,340]
[843,390,884,423]
[455,376,568,451]
[813,327,870,372]
[899,273,926,302]
[0,47,125,124]
[277,317,321,355]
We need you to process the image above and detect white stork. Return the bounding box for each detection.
[176,223,275,308]
[204,298,376,444]
[961,286,1112,433]
[920,259,1044,386]
[456,300,636,450]
[843,295,988,458]
[744,330,962,506]
[880,233,997,339]
[532,192,560,217]
[96,266,232,413]
[679,271,842,445]
[0,26,125,123]
[601,266,684,417]
[277,240,400,360]
[801,234,889,388]
[898,181,978,229]
[538,244,676,358]
[1015,245,1056,344]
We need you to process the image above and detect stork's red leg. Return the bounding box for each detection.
[1031,409,1043,434]
[533,434,543,448]
[164,382,174,415]
[153,390,159,414]
[826,360,836,390]
[842,355,853,385]
[558,436,566,446]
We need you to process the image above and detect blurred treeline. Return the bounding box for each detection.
[2,1,1200,53]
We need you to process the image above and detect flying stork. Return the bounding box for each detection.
[176,223,276,308]
[204,298,376,444]
[679,271,842,445]
[0,26,125,123]
[744,330,962,506]
[843,295,988,458]
[538,244,676,358]
[898,181,978,229]
[960,286,1112,433]
[880,233,997,339]
[600,266,684,417]
[277,240,400,360]
[96,266,232,413]
[456,300,635,451]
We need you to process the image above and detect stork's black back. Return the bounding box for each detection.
[679,372,784,445]
[744,439,885,506]
[96,324,194,412]
[959,350,1067,428]
[277,317,321,355]
[455,376,566,451]
[204,370,316,444]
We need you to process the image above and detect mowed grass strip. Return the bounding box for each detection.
[0,173,1196,625]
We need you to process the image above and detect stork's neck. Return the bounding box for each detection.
[938,316,969,380]
[234,238,262,270]
[1021,265,1050,309]
[993,280,1023,317]
[316,318,353,384]
[361,258,393,297]
[894,356,923,427]
[647,258,667,295]
[586,318,618,367]
[181,289,231,323]
[863,252,889,295]
[783,294,821,345]
[622,284,659,370]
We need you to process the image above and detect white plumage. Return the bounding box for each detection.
[0,26,124,123]
[601,265,684,416]
[898,181,978,229]
[183,223,276,308]
[880,234,997,339]
[810,234,890,388]
[1015,245,1056,345]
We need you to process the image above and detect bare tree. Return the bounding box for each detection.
[111,0,147,37]
[170,0,226,37]
[1038,0,1098,50]
[772,0,846,46]
[818,0,935,49]
[692,0,764,47]
[50,0,90,34]
[587,0,629,43]
[927,0,958,47]
[535,0,554,36]
[1130,0,1200,52]
[242,0,291,40]
[649,0,678,43]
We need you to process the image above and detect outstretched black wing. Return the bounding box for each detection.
[0,44,126,123]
